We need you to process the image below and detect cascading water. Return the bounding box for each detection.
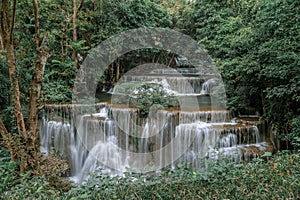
[200,78,218,94]
[40,67,273,183]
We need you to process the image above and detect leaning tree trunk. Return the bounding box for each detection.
[6,43,31,173]
[0,0,30,172]
[0,0,26,138]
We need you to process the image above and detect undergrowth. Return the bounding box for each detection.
[1,148,300,199]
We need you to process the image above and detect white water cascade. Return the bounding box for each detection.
[40,67,273,183]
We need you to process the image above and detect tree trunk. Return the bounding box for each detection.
[0,118,18,161]
[72,0,84,70]
[116,60,120,82]
[0,0,49,173]
[7,43,27,135]
[0,0,27,137]
[28,0,42,137]
[0,0,30,173]
[27,0,49,163]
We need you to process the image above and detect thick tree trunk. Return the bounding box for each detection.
[28,0,45,144]
[7,43,27,135]
[24,0,50,172]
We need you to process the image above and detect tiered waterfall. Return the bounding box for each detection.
[40,67,273,183]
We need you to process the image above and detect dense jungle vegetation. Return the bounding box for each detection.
[0,0,299,198]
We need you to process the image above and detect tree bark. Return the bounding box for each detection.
[0,119,18,161]
[7,44,27,135]
[27,0,48,152]
[0,0,30,172]
[0,0,49,173]
[72,0,84,70]
[115,60,120,82]
[0,0,26,136]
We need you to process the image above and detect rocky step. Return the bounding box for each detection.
[207,141,274,162]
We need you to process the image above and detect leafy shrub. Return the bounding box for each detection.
[2,175,58,199]
[289,115,300,150]
[0,147,70,199]
[64,152,300,199]
[1,150,300,199]
[112,82,140,104]
[0,147,19,194]
[112,82,179,116]
[0,148,55,199]
[130,82,179,116]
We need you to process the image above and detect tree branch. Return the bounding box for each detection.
[41,32,47,48]
[72,0,85,70]
[77,0,84,12]
[33,0,40,47]
[10,0,17,42]
[0,118,18,161]
[0,118,9,141]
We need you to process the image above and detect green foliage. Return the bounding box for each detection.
[81,0,171,46]
[1,146,300,199]
[113,82,179,116]
[0,147,19,194]
[181,0,300,149]
[253,0,300,143]
[113,82,139,95]
[42,59,75,103]
[130,82,179,116]
[0,147,69,199]
[0,0,36,132]
[2,175,60,199]
[37,0,172,103]
[1,1,299,198]
[289,116,300,149]
[64,151,300,199]
[0,149,61,199]
[120,0,171,28]
[0,60,16,132]
[0,59,10,110]
[42,82,73,103]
